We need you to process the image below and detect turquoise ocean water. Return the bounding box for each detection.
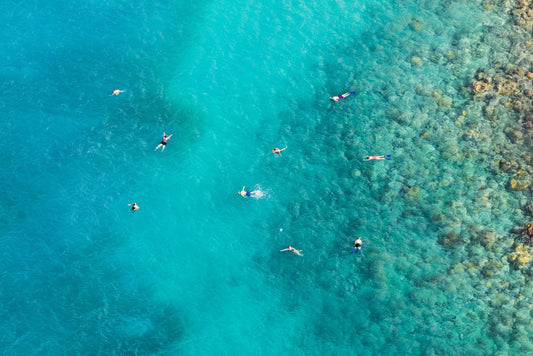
[3,0,533,354]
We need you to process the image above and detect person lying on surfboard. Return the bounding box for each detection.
[330,91,355,101]
[364,155,391,161]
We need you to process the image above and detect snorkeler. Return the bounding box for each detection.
[351,237,363,254]
[154,133,173,152]
[128,202,139,212]
[280,246,303,256]
[272,147,287,156]
[330,91,355,102]
[110,88,126,96]
[364,155,391,161]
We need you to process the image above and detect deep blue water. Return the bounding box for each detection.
[2,0,532,354]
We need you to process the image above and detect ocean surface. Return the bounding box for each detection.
[2,0,533,354]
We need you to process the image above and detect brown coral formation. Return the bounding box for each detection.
[471,65,533,124]
[513,0,533,30]
[495,74,519,96]
[472,80,491,94]
[507,243,532,269]
[519,222,533,244]
[471,70,492,95]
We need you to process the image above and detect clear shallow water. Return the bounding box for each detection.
[2,0,533,354]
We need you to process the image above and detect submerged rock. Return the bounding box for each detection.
[497,78,518,96]
[472,70,493,95]
[438,231,462,247]
[508,243,533,269]
[472,80,491,94]
[524,203,533,217]
[405,185,420,196]
[498,159,520,173]
[411,56,423,67]
[519,222,533,245]
[409,17,424,32]
[478,229,498,249]
[510,179,528,190]
[451,263,464,274]
[504,127,523,143]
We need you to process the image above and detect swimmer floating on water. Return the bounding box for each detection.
[364,155,391,161]
[238,186,264,198]
[128,202,139,212]
[330,91,355,102]
[351,237,363,254]
[110,88,126,96]
[280,246,303,256]
[238,186,252,198]
[154,133,173,152]
[272,147,287,156]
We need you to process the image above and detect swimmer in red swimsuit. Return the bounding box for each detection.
[364,155,390,161]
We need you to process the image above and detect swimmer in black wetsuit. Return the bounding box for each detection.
[351,237,363,253]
